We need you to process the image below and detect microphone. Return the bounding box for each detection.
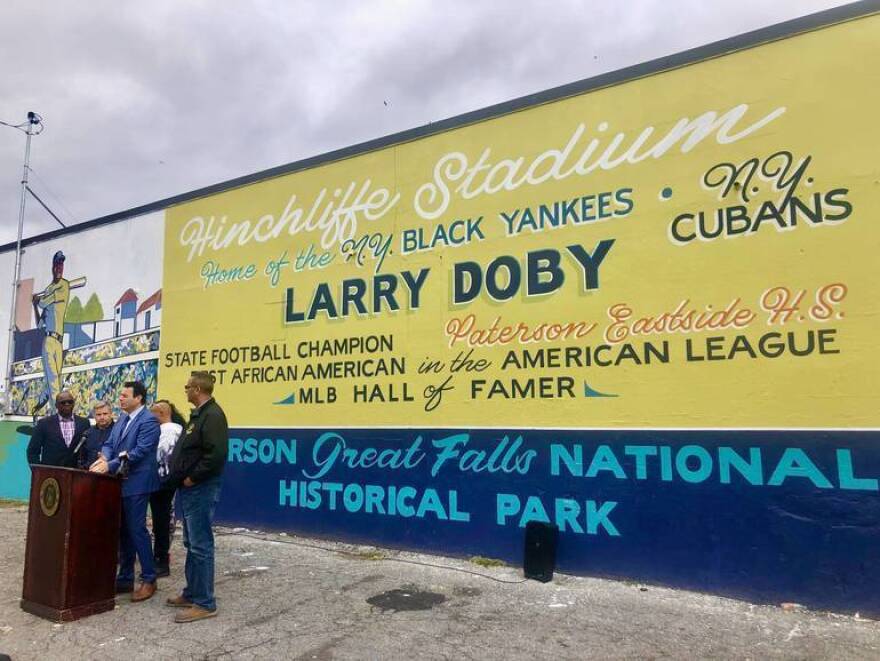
[72,435,88,469]
[117,451,130,478]
[72,430,88,458]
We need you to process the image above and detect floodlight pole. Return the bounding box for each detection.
[4,112,39,414]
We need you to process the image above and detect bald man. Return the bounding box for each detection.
[27,390,90,467]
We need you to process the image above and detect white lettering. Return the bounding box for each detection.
[177,182,399,262]
[414,103,786,219]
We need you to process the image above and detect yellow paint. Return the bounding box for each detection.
[160,15,880,429]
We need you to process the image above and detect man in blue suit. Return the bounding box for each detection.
[90,380,161,602]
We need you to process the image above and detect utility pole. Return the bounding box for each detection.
[4,111,41,414]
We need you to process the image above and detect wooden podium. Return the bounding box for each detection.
[21,466,122,622]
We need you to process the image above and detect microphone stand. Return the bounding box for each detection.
[72,434,88,469]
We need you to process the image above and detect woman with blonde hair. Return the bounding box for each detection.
[149,399,185,577]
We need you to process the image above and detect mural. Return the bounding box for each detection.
[29,250,86,415]
[219,427,880,615]
[0,6,877,617]
[11,359,158,420]
[0,211,165,418]
[13,331,160,377]
[159,23,877,429]
[159,13,880,614]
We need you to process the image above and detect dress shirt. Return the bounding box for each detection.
[59,415,75,447]
[121,405,144,437]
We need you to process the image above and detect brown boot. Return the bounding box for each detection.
[131,582,157,602]
[174,606,218,623]
[166,595,193,608]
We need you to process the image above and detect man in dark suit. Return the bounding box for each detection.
[26,390,90,467]
[90,380,161,602]
[77,400,115,469]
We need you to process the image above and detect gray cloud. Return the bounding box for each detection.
[0,0,849,245]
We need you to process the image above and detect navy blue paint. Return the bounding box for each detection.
[216,428,880,615]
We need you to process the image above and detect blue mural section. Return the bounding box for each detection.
[0,421,33,501]
[218,427,880,616]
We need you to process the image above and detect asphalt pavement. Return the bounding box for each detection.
[0,503,878,660]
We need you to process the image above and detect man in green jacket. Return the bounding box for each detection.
[165,371,228,623]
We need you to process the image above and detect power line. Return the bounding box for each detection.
[0,113,44,134]
[0,118,28,130]
[26,186,66,228]
[26,166,79,225]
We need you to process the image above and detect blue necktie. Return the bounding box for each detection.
[116,413,129,448]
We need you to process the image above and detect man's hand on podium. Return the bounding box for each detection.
[90,456,109,474]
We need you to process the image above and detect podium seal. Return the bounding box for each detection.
[39,477,61,517]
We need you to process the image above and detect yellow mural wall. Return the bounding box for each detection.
[160,14,880,429]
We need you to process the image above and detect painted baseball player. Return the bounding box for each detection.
[31,250,86,416]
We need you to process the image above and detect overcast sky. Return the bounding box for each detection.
[0,0,852,247]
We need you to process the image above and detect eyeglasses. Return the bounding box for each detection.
[183,384,198,391]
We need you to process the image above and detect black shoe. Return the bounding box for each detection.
[156,564,170,578]
[115,581,134,594]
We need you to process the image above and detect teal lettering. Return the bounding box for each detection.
[718,447,763,485]
[306,481,322,508]
[279,479,296,506]
[397,486,417,517]
[550,443,583,476]
[324,482,343,510]
[586,500,620,536]
[364,485,387,513]
[768,449,833,488]
[555,499,584,533]
[519,495,551,526]
[304,432,344,479]
[343,483,364,512]
[496,493,521,524]
[660,446,673,481]
[837,449,879,491]
[416,489,448,520]
[624,445,657,479]
[431,433,470,476]
[675,445,713,483]
[585,445,626,479]
[228,438,244,463]
[448,490,471,522]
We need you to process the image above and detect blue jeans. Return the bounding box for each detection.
[118,493,157,584]
[180,477,222,610]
